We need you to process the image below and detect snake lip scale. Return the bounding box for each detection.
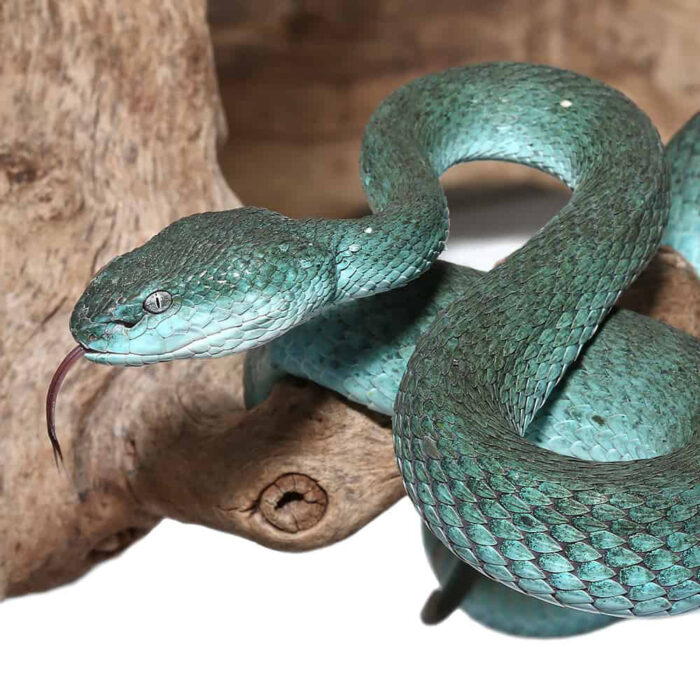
[49,62,700,622]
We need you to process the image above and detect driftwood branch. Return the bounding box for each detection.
[1,0,236,596]
[76,358,403,552]
[1,0,698,600]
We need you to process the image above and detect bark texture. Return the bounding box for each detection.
[1,0,698,599]
[0,0,237,597]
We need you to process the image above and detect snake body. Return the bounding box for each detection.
[67,64,700,628]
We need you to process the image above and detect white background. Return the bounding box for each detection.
[2,187,695,699]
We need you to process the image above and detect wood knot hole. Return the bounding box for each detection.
[258,473,327,533]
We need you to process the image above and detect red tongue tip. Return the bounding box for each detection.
[46,345,86,471]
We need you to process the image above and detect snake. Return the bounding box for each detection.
[49,63,700,634]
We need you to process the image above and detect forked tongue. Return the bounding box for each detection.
[46,345,86,469]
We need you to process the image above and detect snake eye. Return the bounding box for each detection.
[143,290,172,314]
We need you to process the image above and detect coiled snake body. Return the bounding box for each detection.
[61,64,700,630]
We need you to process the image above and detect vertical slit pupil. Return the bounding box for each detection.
[145,290,171,314]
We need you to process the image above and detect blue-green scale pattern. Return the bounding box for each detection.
[72,64,700,635]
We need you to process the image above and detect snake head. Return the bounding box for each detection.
[70,207,338,365]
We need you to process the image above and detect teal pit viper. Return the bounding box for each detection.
[49,63,700,637]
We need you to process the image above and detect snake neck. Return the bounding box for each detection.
[305,202,448,303]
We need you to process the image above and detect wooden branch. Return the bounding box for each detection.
[1,0,237,597]
[1,0,698,600]
[618,247,699,338]
[75,358,403,553]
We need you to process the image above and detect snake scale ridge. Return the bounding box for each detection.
[54,63,700,630]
